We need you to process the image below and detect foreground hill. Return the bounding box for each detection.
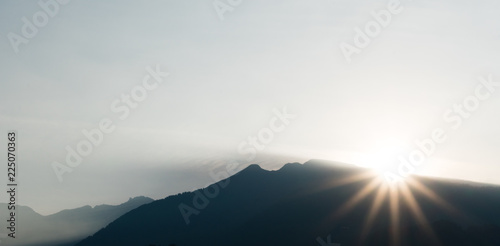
[0,196,153,246]
[76,160,500,246]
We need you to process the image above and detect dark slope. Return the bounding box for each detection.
[0,196,153,246]
[76,160,500,246]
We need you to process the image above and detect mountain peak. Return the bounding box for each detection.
[234,164,266,177]
[244,163,263,171]
[278,162,303,171]
[127,196,153,202]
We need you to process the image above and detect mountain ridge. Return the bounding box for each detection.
[76,159,500,246]
[0,196,154,246]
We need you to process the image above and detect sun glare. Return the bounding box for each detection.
[317,169,464,245]
[358,139,407,174]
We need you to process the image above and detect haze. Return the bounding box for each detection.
[0,0,499,215]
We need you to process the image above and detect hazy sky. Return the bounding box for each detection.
[0,0,499,214]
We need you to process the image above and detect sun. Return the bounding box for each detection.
[320,162,461,245]
[357,138,408,175]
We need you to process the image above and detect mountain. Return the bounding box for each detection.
[76,160,500,246]
[0,196,153,246]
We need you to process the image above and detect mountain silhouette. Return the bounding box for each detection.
[0,196,153,246]
[76,160,500,246]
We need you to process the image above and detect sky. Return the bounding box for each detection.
[0,0,499,215]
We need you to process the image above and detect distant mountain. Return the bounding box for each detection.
[76,160,500,246]
[0,196,153,246]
